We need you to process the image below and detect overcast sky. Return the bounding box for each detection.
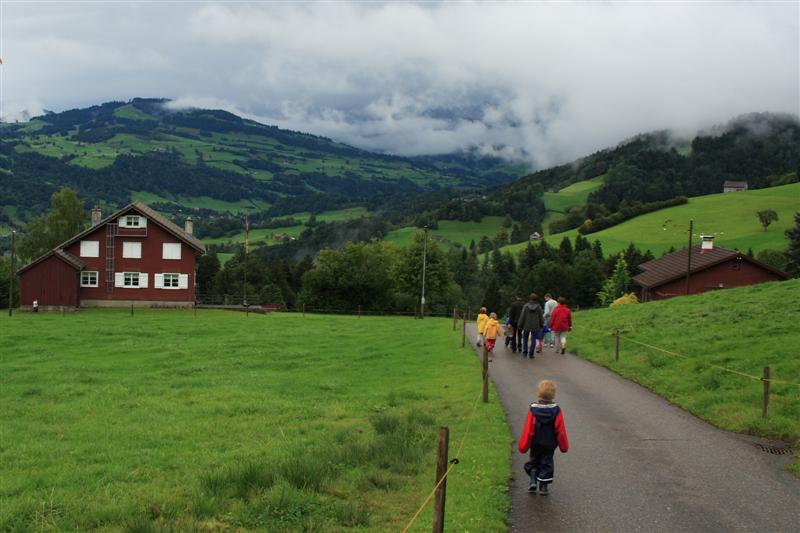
[1,1,798,168]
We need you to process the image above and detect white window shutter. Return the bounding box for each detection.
[178,274,189,289]
[140,217,147,228]
[118,217,127,228]
[139,273,149,288]
[154,274,164,289]
[115,273,125,287]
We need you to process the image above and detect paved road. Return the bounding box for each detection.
[467,325,800,532]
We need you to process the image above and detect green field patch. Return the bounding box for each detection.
[542,175,605,235]
[503,182,800,256]
[0,311,509,531]
[385,216,510,248]
[113,104,158,122]
[129,192,269,213]
[570,279,800,474]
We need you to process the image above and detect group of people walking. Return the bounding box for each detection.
[473,292,574,496]
[476,292,573,358]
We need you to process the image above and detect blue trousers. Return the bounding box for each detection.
[524,444,555,485]
[521,329,541,355]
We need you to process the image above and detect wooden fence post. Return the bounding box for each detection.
[461,316,466,348]
[432,427,449,533]
[302,303,306,318]
[762,366,771,418]
[482,344,489,403]
[614,329,620,362]
[452,306,458,331]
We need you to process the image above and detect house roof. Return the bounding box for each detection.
[17,248,85,275]
[17,202,205,275]
[633,245,789,289]
[723,180,748,187]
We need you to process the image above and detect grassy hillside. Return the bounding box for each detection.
[203,207,368,246]
[0,311,509,531]
[384,216,509,248]
[570,279,800,473]
[503,182,800,256]
[1,99,526,222]
[541,175,605,235]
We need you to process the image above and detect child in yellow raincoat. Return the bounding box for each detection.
[483,312,503,352]
[476,307,489,347]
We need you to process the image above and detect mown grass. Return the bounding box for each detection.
[503,182,800,256]
[0,311,509,531]
[569,279,800,474]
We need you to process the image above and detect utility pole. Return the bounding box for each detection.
[8,229,15,316]
[420,226,428,319]
[685,219,693,296]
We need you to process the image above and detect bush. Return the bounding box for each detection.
[610,292,639,307]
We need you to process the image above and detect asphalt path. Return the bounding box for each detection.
[467,324,800,532]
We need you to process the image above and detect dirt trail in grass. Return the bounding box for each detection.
[467,325,800,532]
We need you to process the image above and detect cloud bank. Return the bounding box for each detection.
[1,1,798,167]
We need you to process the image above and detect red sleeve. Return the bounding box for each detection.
[555,411,570,453]
[518,411,536,453]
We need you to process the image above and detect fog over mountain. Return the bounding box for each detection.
[1,1,798,168]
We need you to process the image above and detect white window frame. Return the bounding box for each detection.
[80,271,99,287]
[122,241,142,259]
[155,273,189,289]
[126,215,141,227]
[162,242,182,260]
[79,240,100,258]
[123,272,140,287]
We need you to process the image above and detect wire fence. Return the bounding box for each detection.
[574,323,800,387]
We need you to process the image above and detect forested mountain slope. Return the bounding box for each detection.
[0,98,526,223]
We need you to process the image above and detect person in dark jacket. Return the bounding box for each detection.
[518,379,570,495]
[505,292,525,352]
[516,293,544,358]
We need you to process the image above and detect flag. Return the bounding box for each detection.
[244,213,250,254]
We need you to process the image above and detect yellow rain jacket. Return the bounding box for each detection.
[483,318,503,340]
[476,312,489,334]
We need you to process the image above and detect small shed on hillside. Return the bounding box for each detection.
[633,245,789,302]
[723,180,748,192]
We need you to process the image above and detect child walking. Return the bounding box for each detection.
[483,312,503,352]
[476,307,489,347]
[549,297,572,354]
[518,380,569,495]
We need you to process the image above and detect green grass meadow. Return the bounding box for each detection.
[384,217,509,248]
[0,311,509,531]
[541,175,605,235]
[569,279,800,473]
[504,182,800,256]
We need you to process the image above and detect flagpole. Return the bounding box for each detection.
[243,210,249,307]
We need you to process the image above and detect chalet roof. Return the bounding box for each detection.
[723,180,748,187]
[17,248,85,275]
[633,245,788,289]
[17,201,205,275]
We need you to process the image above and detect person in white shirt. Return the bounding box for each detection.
[543,293,558,348]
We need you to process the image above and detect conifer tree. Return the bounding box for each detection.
[597,254,632,306]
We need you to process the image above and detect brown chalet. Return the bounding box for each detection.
[633,245,789,302]
[18,202,205,310]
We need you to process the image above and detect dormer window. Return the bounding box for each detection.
[119,215,147,228]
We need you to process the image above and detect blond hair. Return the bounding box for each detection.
[538,380,557,401]
[480,307,487,314]
[490,312,497,319]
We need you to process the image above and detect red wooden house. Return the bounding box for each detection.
[633,245,789,302]
[18,202,205,310]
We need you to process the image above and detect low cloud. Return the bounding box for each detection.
[1,2,798,168]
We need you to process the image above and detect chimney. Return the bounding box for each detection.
[184,216,194,235]
[700,235,714,252]
[91,206,102,226]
